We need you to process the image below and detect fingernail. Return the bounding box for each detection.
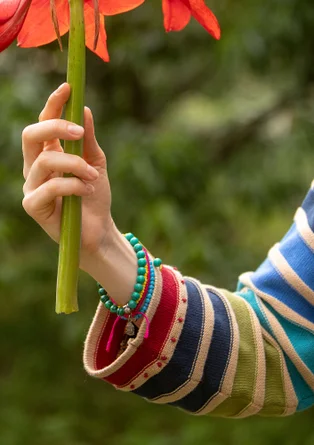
[68,125,84,136]
[86,184,95,194]
[87,165,99,179]
[56,83,66,94]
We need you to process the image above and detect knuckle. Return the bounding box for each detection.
[47,178,59,195]
[22,125,33,142]
[22,195,33,215]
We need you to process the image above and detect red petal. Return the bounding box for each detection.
[0,0,31,51]
[95,0,145,16]
[18,0,69,48]
[184,0,220,39]
[84,3,109,62]
[162,0,191,32]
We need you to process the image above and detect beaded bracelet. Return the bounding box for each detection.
[98,233,162,319]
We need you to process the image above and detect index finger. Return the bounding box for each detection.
[39,83,71,122]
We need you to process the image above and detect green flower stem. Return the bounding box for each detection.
[56,0,86,314]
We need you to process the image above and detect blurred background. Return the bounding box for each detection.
[1,0,314,443]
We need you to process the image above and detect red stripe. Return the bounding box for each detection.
[95,267,179,386]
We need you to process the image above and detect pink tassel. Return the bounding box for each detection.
[138,312,150,339]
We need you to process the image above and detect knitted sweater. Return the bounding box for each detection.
[83,185,314,418]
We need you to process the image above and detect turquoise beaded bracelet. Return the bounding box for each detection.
[98,233,162,317]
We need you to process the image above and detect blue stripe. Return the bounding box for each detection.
[302,188,314,232]
[237,288,314,411]
[279,223,314,295]
[170,289,232,413]
[133,279,204,400]
[251,258,314,323]
[264,302,314,375]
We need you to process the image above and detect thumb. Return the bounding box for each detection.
[83,106,106,167]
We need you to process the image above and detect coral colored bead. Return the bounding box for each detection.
[178,317,184,323]
[157,362,162,368]
[182,298,187,303]
[171,337,177,343]
[161,355,167,361]
[181,280,185,284]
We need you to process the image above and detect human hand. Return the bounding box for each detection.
[22,83,115,269]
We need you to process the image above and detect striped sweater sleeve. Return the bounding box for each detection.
[83,185,314,417]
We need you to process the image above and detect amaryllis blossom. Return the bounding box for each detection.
[0,0,220,62]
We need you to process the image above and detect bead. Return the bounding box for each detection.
[161,355,167,361]
[134,283,143,292]
[124,307,131,315]
[182,298,187,303]
[105,300,113,310]
[181,280,185,284]
[136,251,145,259]
[153,258,162,267]
[138,267,146,275]
[131,292,141,301]
[138,258,147,267]
[100,295,109,304]
[134,243,142,252]
[110,305,118,313]
[157,362,162,368]
[125,233,133,241]
[130,384,135,390]
[137,276,145,284]
[98,288,107,296]
[130,237,139,246]
[117,307,125,316]
[128,300,137,310]
[178,317,184,323]
[171,337,177,343]
[144,373,149,378]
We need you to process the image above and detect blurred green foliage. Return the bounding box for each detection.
[1,0,314,444]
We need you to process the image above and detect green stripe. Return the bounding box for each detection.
[211,290,257,417]
[259,335,286,416]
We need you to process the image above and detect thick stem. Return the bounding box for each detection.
[56,0,86,314]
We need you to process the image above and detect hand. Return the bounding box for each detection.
[22,83,115,268]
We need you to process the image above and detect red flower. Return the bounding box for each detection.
[162,0,220,39]
[0,0,220,62]
[0,0,145,61]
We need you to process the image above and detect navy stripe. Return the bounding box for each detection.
[302,188,314,232]
[279,223,314,292]
[133,279,204,399]
[251,258,314,323]
[170,289,232,413]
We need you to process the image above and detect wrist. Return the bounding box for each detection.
[81,224,138,307]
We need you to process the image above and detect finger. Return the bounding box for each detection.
[83,107,107,167]
[22,177,94,220]
[22,119,84,179]
[39,83,71,122]
[23,151,99,195]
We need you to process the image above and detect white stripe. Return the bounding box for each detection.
[268,244,314,306]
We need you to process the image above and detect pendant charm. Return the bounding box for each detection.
[125,319,135,337]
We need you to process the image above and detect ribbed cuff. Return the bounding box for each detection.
[83,265,187,390]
